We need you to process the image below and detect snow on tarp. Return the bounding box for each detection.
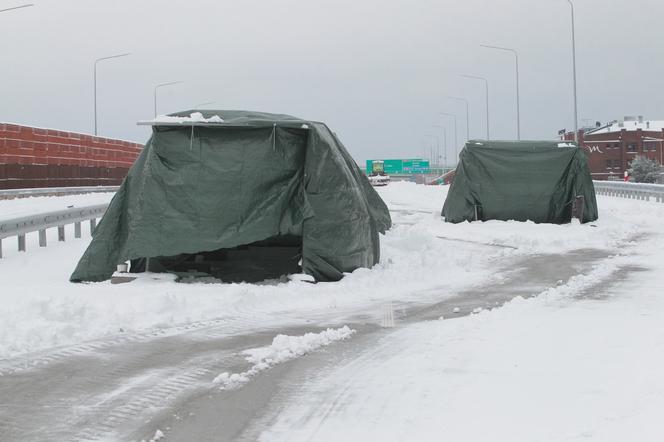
[213,326,355,390]
[151,112,224,124]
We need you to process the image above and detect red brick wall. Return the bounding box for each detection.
[0,123,143,189]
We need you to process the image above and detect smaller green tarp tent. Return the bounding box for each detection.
[70,110,391,283]
[442,140,598,224]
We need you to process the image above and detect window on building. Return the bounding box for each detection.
[613,159,621,168]
[614,143,620,148]
[627,143,638,152]
[606,160,612,168]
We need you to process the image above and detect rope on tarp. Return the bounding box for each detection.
[189,125,195,150]
[272,123,277,151]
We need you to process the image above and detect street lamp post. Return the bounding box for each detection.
[460,74,490,140]
[439,112,457,166]
[434,125,448,167]
[93,53,130,136]
[154,81,183,117]
[425,134,440,166]
[0,4,34,14]
[480,44,520,140]
[446,96,470,141]
[564,0,579,141]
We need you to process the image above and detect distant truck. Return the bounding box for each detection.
[367,160,390,186]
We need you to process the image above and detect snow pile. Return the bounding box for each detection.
[213,326,355,390]
[152,112,224,124]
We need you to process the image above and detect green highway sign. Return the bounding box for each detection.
[366,158,430,175]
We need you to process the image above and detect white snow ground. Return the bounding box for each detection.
[0,183,657,361]
[1,183,663,440]
[259,253,664,441]
[257,190,664,441]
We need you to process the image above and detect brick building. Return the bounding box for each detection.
[0,123,143,189]
[563,116,664,180]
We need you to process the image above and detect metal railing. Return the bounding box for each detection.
[593,180,664,202]
[0,204,108,258]
[0,186,119,200]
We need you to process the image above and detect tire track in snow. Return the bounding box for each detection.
[0,313,296,376]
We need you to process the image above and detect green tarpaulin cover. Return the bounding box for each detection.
[71,110,391,282]
[442,140,598,224]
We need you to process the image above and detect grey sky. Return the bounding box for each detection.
[1,0,662,163]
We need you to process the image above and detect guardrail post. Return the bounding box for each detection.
[0,239,3,258]
[0,204,108,258]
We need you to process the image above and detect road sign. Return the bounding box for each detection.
[366,159,430,175]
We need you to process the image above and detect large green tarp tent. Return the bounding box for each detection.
[71,110,391,283]
[442,140,598,224]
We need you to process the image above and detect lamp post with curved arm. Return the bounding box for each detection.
[460,74,490,140]
[439,112,458,166]
[446,96,470,142]
[424,134,440,166]
[93,53,131,135]
[564,0,579,141]
[0,4,34,14]
[480,44,520,140]
[433,124,448,167]
[154,81,183,117]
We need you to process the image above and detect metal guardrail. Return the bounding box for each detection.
[0,204,108,258]
[0,186,119,200]
[593,180,664,202]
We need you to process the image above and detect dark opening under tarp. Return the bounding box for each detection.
[442,140,598,224]
[70,110,391,283]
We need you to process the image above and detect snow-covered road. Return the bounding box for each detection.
[0,183,662,441]
[256,239,664,442]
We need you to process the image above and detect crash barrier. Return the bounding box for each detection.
[426,169,456,185]
[0,185,119,200]
[0,204,108,258]
[592,181,664,202]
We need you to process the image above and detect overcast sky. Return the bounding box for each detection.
[1,0,662,163]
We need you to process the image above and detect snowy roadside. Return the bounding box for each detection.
[258,212,664,441]
[0,183,655,360]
